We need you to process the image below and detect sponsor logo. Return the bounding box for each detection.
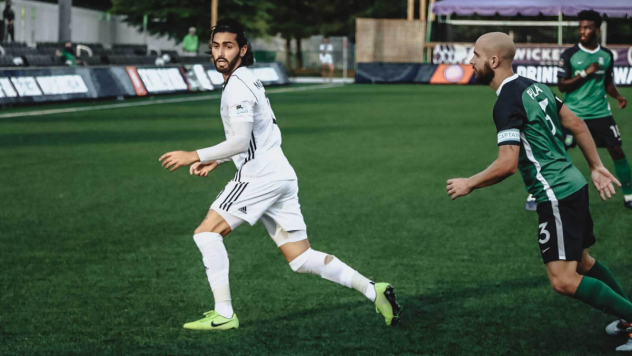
[434,44,632,66]
[577,61,584,64]
[542,247,550,253]
[137,68,188,93]
[211,320,231,327]
[614,67,632,85]
[235,104,249,115]
[516,66,560,84]
[443,65,465,83]
[238,206,247,214]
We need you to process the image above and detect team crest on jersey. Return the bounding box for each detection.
[235,104,249,115]
[599,57,604,65]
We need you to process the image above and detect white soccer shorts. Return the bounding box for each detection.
[319,54,333,65]
[210,179,307,247]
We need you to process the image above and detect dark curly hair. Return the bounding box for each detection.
[210,19,254,67]
[578,10,602,28]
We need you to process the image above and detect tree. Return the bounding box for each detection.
[267,0,320,69]
[36,0,113,11]
[110,0,271,45]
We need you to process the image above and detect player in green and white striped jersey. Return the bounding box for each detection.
[447,32,632,352]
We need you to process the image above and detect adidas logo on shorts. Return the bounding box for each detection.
[238,206,247,214]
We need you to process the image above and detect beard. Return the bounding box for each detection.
[474,62,495,85]
[213,53,241,74]
[580,32,597,46]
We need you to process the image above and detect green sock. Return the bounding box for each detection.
[613,158,632,195]
[575,276,632,321]
[585,261,629,301]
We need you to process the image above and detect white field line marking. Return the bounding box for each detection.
[0,84,343,119]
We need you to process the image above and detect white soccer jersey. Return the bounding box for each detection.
[220,66,297,182]
[319,44,333,64]
[319,43,333,55]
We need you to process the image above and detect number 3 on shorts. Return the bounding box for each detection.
[539,222,550,244]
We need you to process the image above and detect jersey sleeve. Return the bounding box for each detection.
[224,78,257,124]
[554,95,564,113]
[493,96,524,146]
[557,49,572,79]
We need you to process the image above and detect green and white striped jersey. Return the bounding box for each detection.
[494,74,587,203]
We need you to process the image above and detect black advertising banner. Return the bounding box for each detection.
[0,67,136,105]
[514,65,632,86]
[91,67,137,97]
[356,63,632,86]
[355,63,438,84]
[0,62,291,106]
[202,62,291,87]
[0,68,96,104]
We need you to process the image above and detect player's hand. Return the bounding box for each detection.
[159,151,199,172]
[616,96,627,109]
[585,62,600,75]
[591,166,621,201]
[447,178,473,200]
[190,161,219,177]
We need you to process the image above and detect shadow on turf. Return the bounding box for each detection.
[239,276,621,355]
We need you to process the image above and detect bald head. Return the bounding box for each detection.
[475,32,516,65]
[470,32,517,86]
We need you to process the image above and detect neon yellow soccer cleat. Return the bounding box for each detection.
[183,311,239,330]
[374,283,401,326]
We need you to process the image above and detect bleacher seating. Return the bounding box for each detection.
[112,44,147,56]
[107,54,156,66]
[159,50,180,63]
[0,55,20,67]
[24,54,57,67]
[0,42,195,68]
[178,55,210,64]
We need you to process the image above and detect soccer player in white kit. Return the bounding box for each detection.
[320,36,334,83]
[159,19,400,330]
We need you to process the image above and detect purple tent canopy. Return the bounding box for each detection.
[433,0,632,17]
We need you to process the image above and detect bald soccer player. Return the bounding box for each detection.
[446,32,632,352]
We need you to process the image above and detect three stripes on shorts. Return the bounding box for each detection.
[220,182,249,211]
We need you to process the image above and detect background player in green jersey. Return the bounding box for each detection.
[447,32,632,352]
[558,10,632,209]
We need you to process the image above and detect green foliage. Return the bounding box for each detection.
[110,0,271,44]
[1,85,631,355]
[35,0,112,11]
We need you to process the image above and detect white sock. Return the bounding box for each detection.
[193,232,233,318]
[624,194,632,203]
[290,248,374,301]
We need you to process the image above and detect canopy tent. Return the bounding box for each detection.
[433,0,632,18]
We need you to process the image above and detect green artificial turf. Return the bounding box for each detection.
[1,84,631,356]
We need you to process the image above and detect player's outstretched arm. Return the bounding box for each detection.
[559,104,621,200]
[447,145,519,200]
[159,122,253,173]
